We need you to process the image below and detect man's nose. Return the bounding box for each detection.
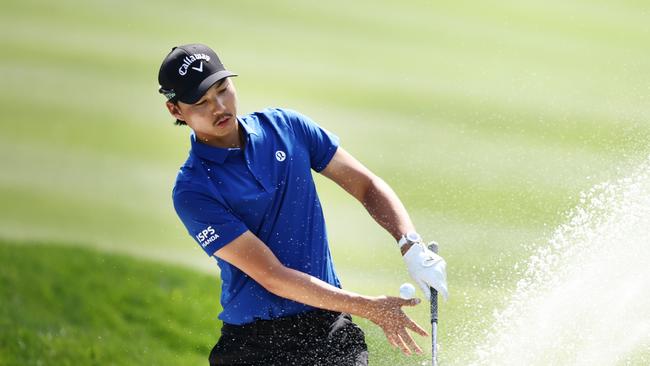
[210,96,225,114]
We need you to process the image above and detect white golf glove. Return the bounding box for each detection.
[403,241,449,300]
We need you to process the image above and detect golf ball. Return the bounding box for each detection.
[399,282,416,299]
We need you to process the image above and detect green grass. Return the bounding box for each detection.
[1,0,650,364]
[0,240,222,366]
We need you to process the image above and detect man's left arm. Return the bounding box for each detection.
[320,147,414,253]
[321,147,448,299]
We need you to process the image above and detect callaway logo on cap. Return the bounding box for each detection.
[158,43,237,104]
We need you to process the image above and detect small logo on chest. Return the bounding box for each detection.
[275,150,287,162]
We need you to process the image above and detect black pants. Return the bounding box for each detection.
[209,310,368,366]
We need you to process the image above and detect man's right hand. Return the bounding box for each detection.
[361,296,429,355]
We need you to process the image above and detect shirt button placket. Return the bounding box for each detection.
[245,149,269,191]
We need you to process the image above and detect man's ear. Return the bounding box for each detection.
[165,101,185,122]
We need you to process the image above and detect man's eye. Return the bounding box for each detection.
[195,100,206,106]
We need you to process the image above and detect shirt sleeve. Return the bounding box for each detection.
[173,189,249,256]
[281,108,340,172]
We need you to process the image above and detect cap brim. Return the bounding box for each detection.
[179,70,238,104]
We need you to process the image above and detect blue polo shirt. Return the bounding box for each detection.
[172,108,342,325]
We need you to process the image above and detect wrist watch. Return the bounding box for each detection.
[398,231,422,249]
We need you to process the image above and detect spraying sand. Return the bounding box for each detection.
[469,157,650,365]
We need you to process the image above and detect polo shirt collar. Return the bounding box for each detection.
[190,117,258,164]
[239,116,259,136]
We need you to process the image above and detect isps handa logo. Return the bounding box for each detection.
[196,225,219,248]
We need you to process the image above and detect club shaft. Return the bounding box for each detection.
[431,287,438,366]
[428,242,439,366]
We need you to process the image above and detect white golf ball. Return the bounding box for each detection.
[399,282,416,299]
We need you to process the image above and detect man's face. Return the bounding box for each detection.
[168,78,238,140]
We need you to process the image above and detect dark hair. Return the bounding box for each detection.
[170,100,187,126]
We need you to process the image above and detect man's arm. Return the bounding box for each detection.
[214,230,427,355]
[320,147,416,254]
[320,147,449,300]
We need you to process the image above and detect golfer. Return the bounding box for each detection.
[158,43,448,366]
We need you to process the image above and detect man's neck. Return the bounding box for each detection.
[195,126,243,149]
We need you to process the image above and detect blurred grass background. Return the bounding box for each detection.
[1,0,649,364]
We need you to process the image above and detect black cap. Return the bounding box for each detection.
[158,44,237,104]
